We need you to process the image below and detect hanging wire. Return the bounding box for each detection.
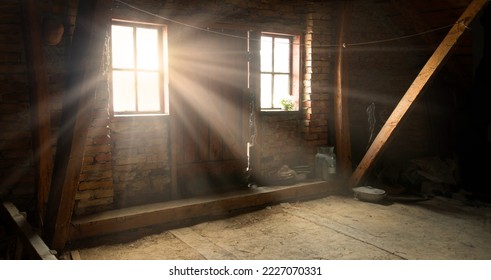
[114,0,467,49]
[366,102,376,151]
[114,0,247,40]
[345,24,454,47]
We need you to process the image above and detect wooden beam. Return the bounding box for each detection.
[389,0,474,90]
[69,181,333,241]
[42,0,111,253]
[333,0,353,179]
[1,202,57,260]
[348,0,488,188]
[21,0,54,227]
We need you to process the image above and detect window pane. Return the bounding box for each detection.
[274,37,290,73]
[111,25,134,69]
[112,71,136,112]
[260,73,272,108]
[137,28,159,70]
[260,36,272,72]
[273,74,290,108]
[137,72,160,111]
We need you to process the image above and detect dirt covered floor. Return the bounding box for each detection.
[68,190,491,260]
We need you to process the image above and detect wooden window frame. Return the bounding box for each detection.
[260,32,300,111]
[109,19,169,117]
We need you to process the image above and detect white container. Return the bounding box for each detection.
[352,186,387,203]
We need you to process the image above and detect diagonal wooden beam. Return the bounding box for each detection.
[1,202,57,260]
[349,0,488,188]
[42,0,111,253]
[389,0,474,91]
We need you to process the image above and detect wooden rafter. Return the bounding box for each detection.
[21,0,53,227]
[42,0,111,253]
[389,0,474,90]
[349,0,488,188]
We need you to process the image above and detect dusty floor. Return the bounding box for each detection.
[72,193,491,260]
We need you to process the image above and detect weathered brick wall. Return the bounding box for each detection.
[259,113,305,176]
[110,118,171,208]
[2,0,467,217]
[74,80,114,215]
[252,1,336,178]
[108,0,327,198]
[0,0,337,213]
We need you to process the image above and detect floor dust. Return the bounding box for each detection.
[72,194,491,260]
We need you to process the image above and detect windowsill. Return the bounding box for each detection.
[111,113,169,122]
[260,109,300,114]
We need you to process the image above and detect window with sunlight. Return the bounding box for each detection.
[260,33,300,111]
[111,21,168,116]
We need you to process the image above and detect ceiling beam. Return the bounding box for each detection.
[349,0,489,188]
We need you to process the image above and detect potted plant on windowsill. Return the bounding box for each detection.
[280,97,294,111]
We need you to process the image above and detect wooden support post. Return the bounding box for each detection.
[21,0,54,227]
[333,0,353,179]
[348,0,489,188]
[42,0,111,253]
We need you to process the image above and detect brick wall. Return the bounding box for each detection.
[110,118,171,208]
[0,0,340,214]
[74,79,114,215]
[1,0,468,217]
[106,0,334,202]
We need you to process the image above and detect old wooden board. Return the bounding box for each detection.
[69,181,337,241]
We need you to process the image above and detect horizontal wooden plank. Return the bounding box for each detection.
[70,180,341,241]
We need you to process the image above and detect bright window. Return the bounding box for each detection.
[260,33,300,111]
[110,21,169,116]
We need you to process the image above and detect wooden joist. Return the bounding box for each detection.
[348,0,489,188]
[42,0,112,253]
[69,181,334,241]
[1,202,57,260]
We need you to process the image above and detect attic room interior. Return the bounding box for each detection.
[1,0,490,260]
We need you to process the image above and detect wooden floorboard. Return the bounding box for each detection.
[69,180,343,242]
